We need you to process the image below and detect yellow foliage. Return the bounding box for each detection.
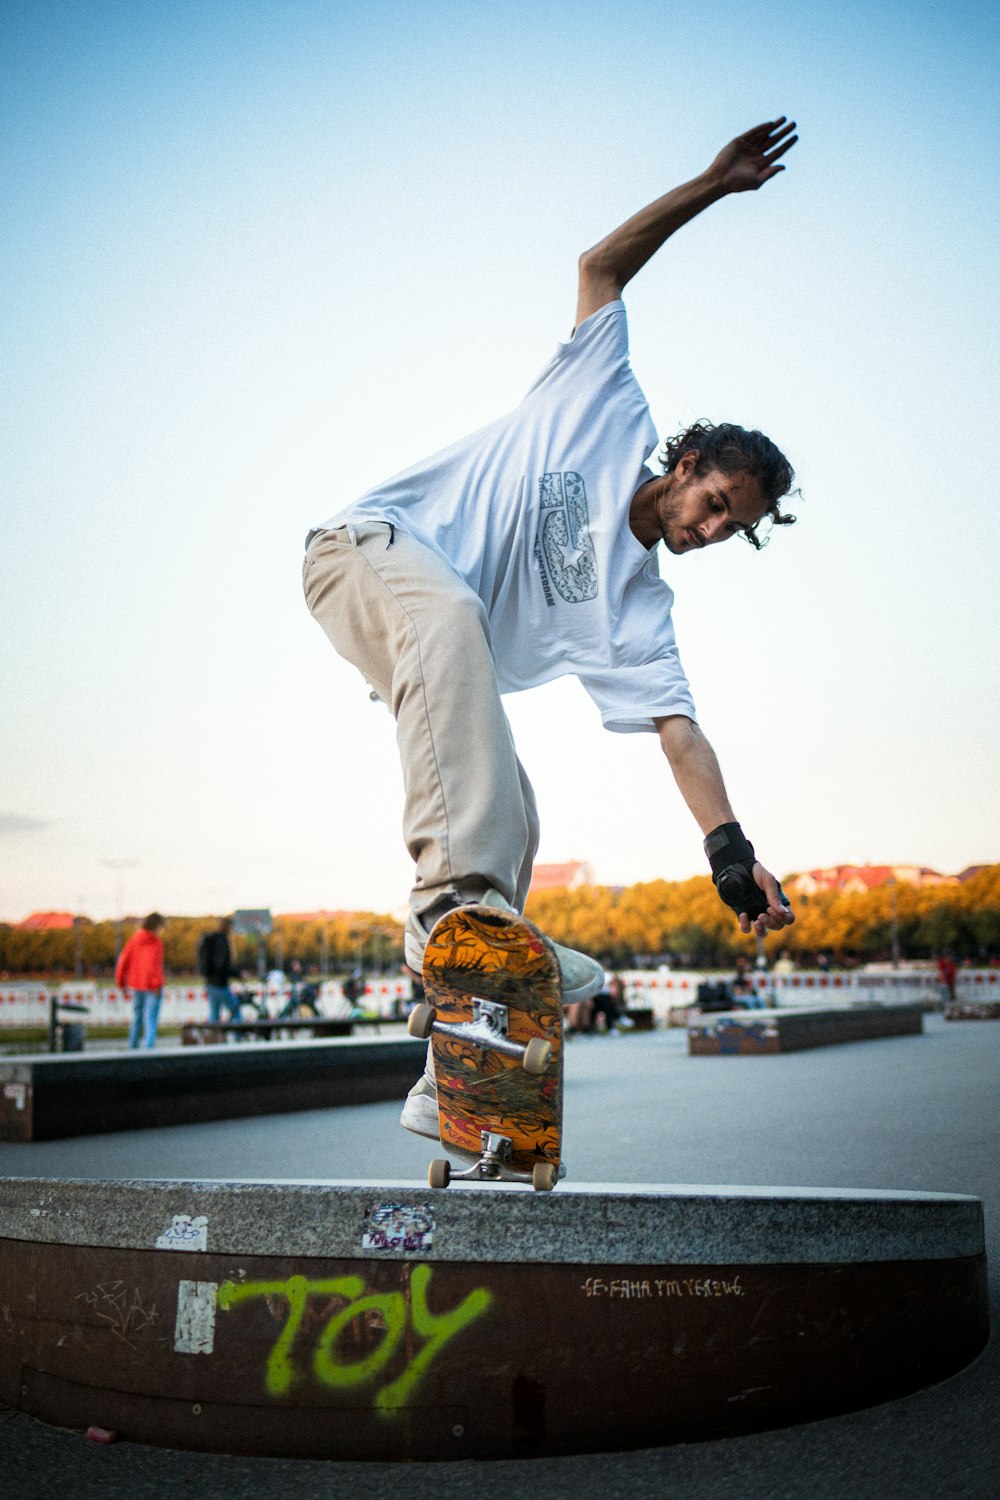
[2,866,999,977]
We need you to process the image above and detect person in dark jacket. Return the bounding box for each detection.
[198,916,239,1024]
[116,912,166,1048]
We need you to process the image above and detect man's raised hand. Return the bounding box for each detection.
[707,117,798,194]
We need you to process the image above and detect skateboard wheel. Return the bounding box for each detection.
[428,1158,451,1189]
[408,1002,436,1039]
[532,1161,558,1192]
[522,1037,552,1075]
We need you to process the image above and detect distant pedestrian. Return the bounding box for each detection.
[592,974,627,1033]
[936,953,958,1007]
[564,992,595,1037]
[342,969,366,1016]
[116,912,166,1049]
[732,954,766,1009]
[732,975,766,1010]
[276,957,322,1020]
[197,916,239,1024]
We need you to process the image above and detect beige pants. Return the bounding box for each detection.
[302,522,540,921]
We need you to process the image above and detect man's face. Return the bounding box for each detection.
[637,454,768,554]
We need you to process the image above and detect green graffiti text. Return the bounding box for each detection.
[217,1264,492,1414]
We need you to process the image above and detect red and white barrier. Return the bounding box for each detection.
[619,966,953,1024]
[957,971,1000,990]
[0,968,987,1031]
[0,985,49,1027]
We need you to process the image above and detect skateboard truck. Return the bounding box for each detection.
[428,1131,561,1193]
[410,1001,560,1190]
[408,999,552,1074]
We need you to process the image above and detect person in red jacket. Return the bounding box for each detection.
[936,953,958,1008]
[115,912,166,1049]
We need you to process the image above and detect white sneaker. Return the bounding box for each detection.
[400,1074,439,1140]
[400,1072,482,1163]
[405,887,604,1004]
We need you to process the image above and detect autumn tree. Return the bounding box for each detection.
[2,867,998,978]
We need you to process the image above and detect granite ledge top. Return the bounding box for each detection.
[0,1176,984,1265]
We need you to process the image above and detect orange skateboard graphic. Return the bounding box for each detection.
[408,906,564,1191]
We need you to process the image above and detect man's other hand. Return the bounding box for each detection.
[707,117,798,194]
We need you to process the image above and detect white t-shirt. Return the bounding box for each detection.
[322,300,696,733]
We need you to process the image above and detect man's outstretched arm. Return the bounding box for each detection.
[654,714,794,937]
[576,117,797,327]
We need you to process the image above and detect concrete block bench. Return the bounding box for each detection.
[945,1000,1000,1021]
[688,1003,924,1055]
[0,1034,425,1142]
[180,1017,358,1045]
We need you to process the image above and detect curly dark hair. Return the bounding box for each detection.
[659,421,799,550]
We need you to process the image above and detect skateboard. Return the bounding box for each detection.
[408,905,564,1191]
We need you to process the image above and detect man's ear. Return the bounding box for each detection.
[674,449,700,481]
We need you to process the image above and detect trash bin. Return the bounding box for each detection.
[59,1022,86,1052]
[49,997,89,1052]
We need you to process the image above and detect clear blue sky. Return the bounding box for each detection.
[2,0,998,922]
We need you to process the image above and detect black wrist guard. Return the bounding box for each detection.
[705,821,769,919]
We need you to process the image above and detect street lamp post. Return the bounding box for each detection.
[73,916,84,978]
[101,858,139,961]
[888,878,901,968]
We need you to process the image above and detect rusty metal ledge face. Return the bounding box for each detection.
[0,1179,989,1459]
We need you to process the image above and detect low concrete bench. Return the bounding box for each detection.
[0,1034,425,1142]
[0,1176,985,1460]
[688,1003,924,1056]
[945,1000,1000,1021]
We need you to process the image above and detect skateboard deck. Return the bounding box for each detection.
[411,905,564,1190]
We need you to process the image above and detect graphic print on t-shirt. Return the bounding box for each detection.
[534,471,598,606]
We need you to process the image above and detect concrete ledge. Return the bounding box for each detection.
[688,1003,924,1055]
[0,1036,426,1142]
[0,1177,987,1459]
[0,1176,984,1262]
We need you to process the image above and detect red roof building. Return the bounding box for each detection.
[788,865,958,897]
[529,861,594,893]
[16,911,77,930]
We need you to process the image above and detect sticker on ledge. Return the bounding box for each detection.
[174,1279,218,1354]
[362,1203,435,1254]
[155,1214,209,1252]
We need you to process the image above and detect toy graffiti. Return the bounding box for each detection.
[217,1262,492,1413]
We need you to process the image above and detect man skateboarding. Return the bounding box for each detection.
[303,117,798,1144]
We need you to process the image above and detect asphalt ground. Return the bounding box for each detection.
[0,1011,997,1499]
